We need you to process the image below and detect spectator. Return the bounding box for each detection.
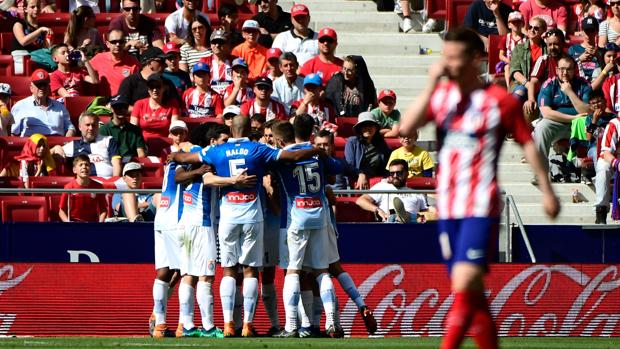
[250,113,265,132]
[272,51,303,113]
[232,20,268,80]
[253,0,292,48]
[11,69,76,137]
[598,0,620,48]
[222,104,240,128]
[108,0,164,55]
[118,47,181,106]
[568,16,602,83]
[573,1,605,34]
[130,74,182,141]
[272,4,318,66]
[533,56,592,175]
[12,0,52,73]
[58,154,108,222]
[592,43,620,91]
[370,89,400,138]
[464,0,511,48]
[294,73,335,126]
[510,16,547,104]
[498,11,526,88]
[325,55,377,117]
[299,27,343,83]
[113,162,158,222]
[585,89,615,166]
[0,83,14,137]
[15,0,55,15]
[314,128,353,189]
[223,58,254,106]
[202,28,234,95]
[89,29,140,96]
[355,159,428,223]
[49,44,99,98]
[182,61,224,118]
[594,111,620,224]
[165,0,210,46]
[179,15,212,73]
[519,0,568,32]
[240,76,287,121]
[386,132,434,178]
[0,133,56,187]
[54,112,122,178]
[168,119,190,153]
[264,47,282,80]
[99,94,146,161]
[345,111,391,189]
[161,42,191,96]
[69,0,99,13]
[218,3,243,47]
[64,5,105,56]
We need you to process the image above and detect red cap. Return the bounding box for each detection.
[291,4,309,17]
[31,69,50,83]
[163,42,180,54]
[266,47,282,60]
[378,89,396,101]
[318,27,337,41]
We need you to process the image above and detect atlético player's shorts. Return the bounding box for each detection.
[218,222,264,268]
[437,217,499,273]
[262,213,280,268]
[154,228,181,270]
[179,225,217,277]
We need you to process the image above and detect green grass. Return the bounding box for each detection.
[0,337,619,349]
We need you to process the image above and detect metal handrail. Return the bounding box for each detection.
[504,194,537,263]
[0,188,436,195]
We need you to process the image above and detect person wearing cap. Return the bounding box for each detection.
[118,46,181,107]
[11,69,76,137]
[164,0,211,46]
[498,11,526,89]
[464,0,511,48]
[90,29,140,96]
[179,16,213,73]
[113,162,158,222]
[224,58,255,107]
[168,119,190,152]
[232,20,268,80]
[344,111,391,190]
[509,17,547,103]
[272,51,304,114]
[240,76,287,121]
[108,0,164,54]
[299,27,343,84]
[49,43,99,98]
[0,83,14,137]
[162,42,191,95]
[263,47,282,80]
[222,105,240,128]
[592,43,620,91]
[518,0,567,33]
[182,61,224,119]
[253,0,292,48]
[202,28,235,95]
[568,16,602,83]
[370,89,400,138]
[294,73,335,126]
[99,94,147,160]
[272,3,318,66]
[130,73,182,142]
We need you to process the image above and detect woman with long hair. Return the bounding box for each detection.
[12,0,51,54]
[599,0,620,47]
[0,133,56,187]
[325,55,377,117]
[64,5,104,55]
[130,74,181,142]
[179,16,212,73]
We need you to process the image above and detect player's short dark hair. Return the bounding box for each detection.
[443,27,485,57]
[272,121,295,144]
[388,158,408,171]
[250,113,266,124]
[206,123,230,145]
[218,3,238,19]
[189,122,213,147]
[293,114,315,141]
[264,119,279,130]
[315,129,333,143]
[73,154,91,166]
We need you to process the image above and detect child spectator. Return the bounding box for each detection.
[64,5,105,56]
[294,74,335,126]
[592,43,620,90]
[182,61,224,119]
[585,90,615,165]
[161,42,191,96]
[0,133,56,187]
[498,11,525,88]
[574,0,606,34]
[223,58,255,106]
[58,154,108,222]
[264,47,282,80]
[0,83,14,136]
[568,16,602,84]
[12,0,53,74]
[113,162,157,222]
[386,131,434,178]
[130,74,181,141]
[232,20,268,80]
[168,119,189,152]
[370,89,400,138]
[203,28,234,95]
[50,43,99,98]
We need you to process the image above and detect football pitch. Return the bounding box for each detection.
[0,337,619,349]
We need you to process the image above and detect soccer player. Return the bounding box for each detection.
[399,28,560,349]
[169,116,324,337]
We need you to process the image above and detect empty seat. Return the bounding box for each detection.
[0,76,32,96]
[64,96,95,126]
[28,176,74,189]
[133,157,164,177]
[335,196,375,222]
[0,55,14,76]
[141,177,163,189]
[335,117,358,138]
[406,177,436,190]
[0,195,49,222]
[0,177,23,189]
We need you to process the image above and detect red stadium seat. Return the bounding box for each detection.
[488,34,502,76]
[385,138,401,150]
[0,177,23,189]
[141,177,163,189]
[133,158,164,177]
[369,176,383,187]
[95,13,122,28]
[335,196,375,222]
[28,176,74,189]
[145,137,172,158]
[38,13,71,28]
[335,117,357,138]
[0,55,14,76]
[64,96,95,127]
[0,76,32,96]
[0,32,13,55]
[425,0,446,20]
[406,177,437,190]
[447,0,474,31]
[0,136,27,163]
[46,136,81,148]
[0,195,49,222]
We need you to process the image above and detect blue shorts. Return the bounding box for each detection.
[437,217,499,274]
[512,84,527,102]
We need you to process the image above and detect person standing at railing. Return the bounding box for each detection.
[400,27,560,349]
[58,154,108,222]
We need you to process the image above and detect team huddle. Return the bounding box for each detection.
[150,114,376,338]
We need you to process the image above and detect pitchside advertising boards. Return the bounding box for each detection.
[1,223,620,336]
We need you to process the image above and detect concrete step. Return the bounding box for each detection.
[508,192,595,204]
[351,53,441,66]
[519,214,593,225]
[310,12,396,23]
[295,1,377,11]
[336,32,443,48]
[371,74,429,88]
[367,65,430,76]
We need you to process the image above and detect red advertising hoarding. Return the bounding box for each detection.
[1,263,619,337]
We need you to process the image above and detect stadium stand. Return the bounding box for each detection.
[0,195,49,222]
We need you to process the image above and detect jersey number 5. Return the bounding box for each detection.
[229,158,246,176]
[292,162,320,195]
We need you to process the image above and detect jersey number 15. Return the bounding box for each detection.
[292,162,320,195]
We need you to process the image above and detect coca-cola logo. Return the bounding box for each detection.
[0,265,32,335]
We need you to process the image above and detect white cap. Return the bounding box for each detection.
[0,83,12,95]
[223,105,241,118]
[169,120,188,132]
[242,20,260,30]
[122,162,143,176]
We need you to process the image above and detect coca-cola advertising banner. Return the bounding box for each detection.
[1,263,619,337]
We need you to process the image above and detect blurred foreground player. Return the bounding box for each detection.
[399,28,560,349]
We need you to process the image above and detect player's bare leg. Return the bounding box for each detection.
[151,267,176,338]
[261,266,281,334]
[329,261,377,334]
[241,265,260,337]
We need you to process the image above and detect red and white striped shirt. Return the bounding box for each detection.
[240,98,288,121]
[600,117,620,157]
[223,85,255,106]
[182,87,224,118]
[603,73,620,114]
[426,81,531,219]
[292,99,336,125]
[202,54,234,95]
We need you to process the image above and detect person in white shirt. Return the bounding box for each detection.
[272,51,304,113]
[165,0,210,46]
[271,4,318,66]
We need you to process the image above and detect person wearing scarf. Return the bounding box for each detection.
[0,133,56,187]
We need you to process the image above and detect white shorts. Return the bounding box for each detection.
[179,225,217,277]
[287,226,331,270]
[263,213,280,267]
[218,222,264,268]
[154,228,181,270]
[325,221,340,265]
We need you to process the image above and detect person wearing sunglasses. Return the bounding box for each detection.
[165,0,211,46]
[300,27,343,84]
[509,17,547,105]
[518,0,568,33]
[253,0,292,48]
[598,0,620,48]
[108,0,164,54]
[90,29,140,96]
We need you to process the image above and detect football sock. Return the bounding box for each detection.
[243,277,259,323]
[283,274,300,332]
[471,294,498,349]
[440,291,475,349]
[220,276,236,323]
[299,290,313,328]
[197,281,214,331]
[234,285,243,328]
[261,283,280,328]
[317,273,336,328]
[337,272,366,309]
[312,296,323,328]
[152,279,169,325]
[178,282,195,330]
